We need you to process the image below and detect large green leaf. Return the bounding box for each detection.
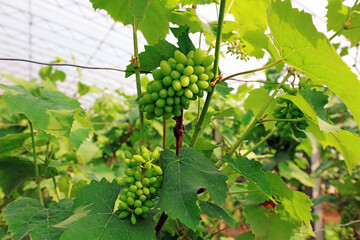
[171,8,212,34]
[0,84,81,138]
[199,201,235,228]
[225,156,272,196]
[279,161,315,187]
[157,148,228,230]
[326,0,360,46]
[90,0,178,44]
[125,40,176,78]
[2,198,73,240]
[268,0,360,129]
[243,172,313,239]
[58,178,156,240]
[170,26,196,55]
[0,133,30,157]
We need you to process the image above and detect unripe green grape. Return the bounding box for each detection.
[183,66,194,76]
[150,92,158,102]
[149,187,157,194]
[166,97,174,105]
[142,178,150,186]
[194,48,206,65]
[286,113,293,119]
[126,177,135,184]
[199,73,209,81]
[125,169,134,177]
[152,148,160,159]
[153,182,162,189]
[197,81,209,89]
[136,189,143,196]
[162,76,172,87]
[159,89,168,99]
[201,55,215,67]
[144,200,155,208]
[171,70,181,80]
[142,206,150,213]
[176,88,184,96]
[174,50,187,65]
[189,74,198,83]
[123,188,129,193]
[131,215,136,224]
[138,97,146,106]
[277,121,286,128]
[189,83,199,94]
[127,197,135,206]
[292,111,299,117]
[182,102,190,110]
[173,104,181,111]
[146,82,153,94]
[167,87,175,97]
[149,177,157,184]
[156,98,166,108]
[180,76,190,87]
[135,181,143,189]
[205,86,213,92]
[143,188,150,195]
[194,66,205,75]
[129,185,137,192]
[154,107,164,117]
[283,123,291,130]
[186,58,194,66]
[142,152,150,161]
[134,171,142,180]
[294,130,306,138]
[168,58,177,69]
[205,64,213,71]
[160,60,172,76]
[172,80,182,91]
[181,96,189,105]
[133,155,146,163]
[289,88,299,95]
[125,151,132,159]
[134,200,142,208]
[297,124,307,130]
[152,81,163,93]
[187,50,194,59]
[119,201,128,210]
[163,112,172,120]
[145,112,155,120]
[143,93,152,104]
[184,88,193,99]
[173,109,182,117]
[120,193,127,202]
[119,211,129,219]
[273,113,282,118]
[145,162,152,170]
[139,195,147,202]
[144,104,155,113]
[174,96,181,105]
[198,90,204,98]
[152,68,163,81]
[274,107,283,113]
[176,63,185,73]
[134,207,143,215]
[165,105,173,113]
[276,98,286,104]
[127,192,136,198]
[206,71,214,81]
[145,169,153,178]
[124,158,131,166]
[130,159,137,167]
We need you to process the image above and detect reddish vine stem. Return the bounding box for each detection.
[155,110,185,236]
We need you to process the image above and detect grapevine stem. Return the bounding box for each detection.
[242,128,276,157]
[132,17,145,145]
[226,71,293,156]
[190,0,227,148]
[29,121,44,206]
[261,117,305,123]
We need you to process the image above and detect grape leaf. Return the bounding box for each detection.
[268,0,360,129]
[279,161,315,187]
[157,148,228,230]
[0,84,81,138]
[236,231,255,240]
[171,9,212,34]
[125,40,177,78]
[225,156,272,196]
[170,26,196,55]
[215,81,234,98]
[244,88,277,130]
[326,0,360,46]
[90,0,178,44]
[58,178,156,240]
[243,172,313,239]
[300,89,329,122]
[199,201,235,228]
[0,133,30,157]
[180,0,218,6]
[2,198,73,240]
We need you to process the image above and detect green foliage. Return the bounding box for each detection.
[2,198,73,240]
[268,0,360,129]
[0,84,81,138]
[157,148,228,230]
[58,179,156,240]
[198,201,235,228]
[0,133,30,157]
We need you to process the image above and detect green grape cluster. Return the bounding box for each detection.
[138,48,215,120]
[118,146,163,224]
[274,99,309,138]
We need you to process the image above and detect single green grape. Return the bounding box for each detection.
[160,60,172,76]
[180,76,190,87]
